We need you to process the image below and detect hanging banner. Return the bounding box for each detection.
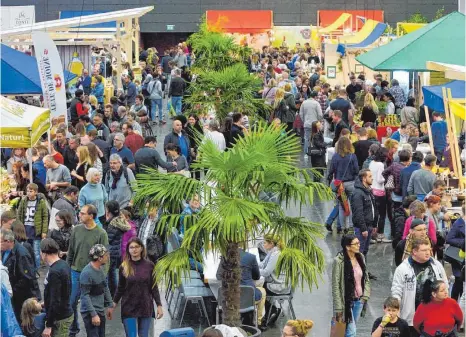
[32,31,68,125]
[0,6,35,31]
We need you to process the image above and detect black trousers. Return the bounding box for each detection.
[82,313,106,337]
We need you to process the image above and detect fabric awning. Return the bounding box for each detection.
[422,80,465,112]
[206,10,273,34]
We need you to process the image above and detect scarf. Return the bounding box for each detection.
[343,252,366,323]
[110,167,123,190]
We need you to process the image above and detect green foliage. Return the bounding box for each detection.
[406,12,428,23]
[433,7,445,21]
[185,63,268,121]
[375,100,387,112]
[133,123,333,322]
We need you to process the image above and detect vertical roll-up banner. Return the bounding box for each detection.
[32,31,68,126]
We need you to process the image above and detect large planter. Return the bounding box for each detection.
[241,325,261,337]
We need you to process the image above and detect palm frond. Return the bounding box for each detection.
[154,248,203,288]
[276,248,325,291]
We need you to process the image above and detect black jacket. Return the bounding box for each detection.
[392,205,408,249]
[350,178,378,232]
[4,242,38,296]
[332,120,349,146]
[106,215,130,267]
[135,146,174,174]
[169,77,186,97]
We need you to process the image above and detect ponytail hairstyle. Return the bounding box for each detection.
[122,237,147,278]
[285,319,314,337]
[21,298,41,334]
[422,279,445,304]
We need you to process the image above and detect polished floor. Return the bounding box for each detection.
[48,122,455,337]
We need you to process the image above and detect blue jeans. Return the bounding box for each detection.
[326,204,342,230]
[354,227,372,256]
[171,96,182,115]
[69,270,81,335]
[345,299,364,337]
[151,99,163,121]
[122,317,152,337]
[32,239,41,269]
[303,127,311,155]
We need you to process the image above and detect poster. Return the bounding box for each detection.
[0,6,35,31]
[32,31,68,125]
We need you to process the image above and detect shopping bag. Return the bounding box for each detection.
[330,319,346,337]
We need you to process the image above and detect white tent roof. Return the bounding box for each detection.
[1,96,49,128]
[426,61,466,81]
[0,6,153,38]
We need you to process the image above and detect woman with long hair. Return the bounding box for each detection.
[186,114,203,179]
[222,117,233,149]
[413,280,463,336]
[328,137,359,232]
[107,237,163,337]
[86,142,103,176]
[272,87,294,131]
[368,147,390,243]
[49,210,73,260]
[361,93,378,125]
[332,235,371,337]
[309,120,326,182]
[71,146,92,189]
[262,79,277,106]
[21,298,45,337]
[402,200,437,245]
[11,220,35,261]
[6,148,27,174]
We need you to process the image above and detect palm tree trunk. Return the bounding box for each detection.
[221,241,241,326]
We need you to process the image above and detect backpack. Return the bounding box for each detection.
[141,81,150,97]
[104,167,131,191]
[149,79,163,99]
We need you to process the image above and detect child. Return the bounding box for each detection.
[371,297,410,337]
[20,298,46,337]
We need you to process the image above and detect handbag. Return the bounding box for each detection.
[330,319,346,337]
[444,245,465,265]
[385,175,395,190]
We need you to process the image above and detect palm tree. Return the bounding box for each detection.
[133,123,332,326]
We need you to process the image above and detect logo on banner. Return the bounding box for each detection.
[15,11,32,27]
[37,52,58,113]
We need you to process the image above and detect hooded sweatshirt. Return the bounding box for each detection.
[391,257,448,325]
[107,215,131,263]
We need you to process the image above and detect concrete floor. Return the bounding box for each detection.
[40,122,460,337]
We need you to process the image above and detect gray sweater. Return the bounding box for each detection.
[79,263,112,316]
[104,168,136,209]
[407,168,436,196]
[299,98,323,128]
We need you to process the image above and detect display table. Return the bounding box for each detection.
[376,126,399,142]
[204,247,260,299]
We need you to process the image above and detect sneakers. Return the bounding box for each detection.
[325,224,333,232]
[337,228,342,234]
[377,234,392,243]
[370,239,377,244]
[304,154,309,160]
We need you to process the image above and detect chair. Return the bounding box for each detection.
[216,285,258,328]
[168,276,205,317]
[174,283,214,327]
[265,287,296,323]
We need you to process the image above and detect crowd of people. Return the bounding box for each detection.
[1,40,465,337]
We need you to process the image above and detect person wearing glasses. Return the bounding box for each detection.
[391,238,448,337]
[395,219,432,267]
[332,234,371,337]
[107,237,163,337]
[67,205,109,337]
[110,133,135,171]
[49,210,74,260]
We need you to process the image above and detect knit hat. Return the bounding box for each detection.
[89,244,108,261]
[410,218,426,229]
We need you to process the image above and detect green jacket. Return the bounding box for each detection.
[332,252,370,320]
[17,193,50,236]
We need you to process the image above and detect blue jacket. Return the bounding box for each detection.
[400,162,421,198]
[446,218,465,276]
[391,130,401,142]
[328,153,359,183]
[33,159,47,186]
[92,83,104,103]
[431,120,447,151]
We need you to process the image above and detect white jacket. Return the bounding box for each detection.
[391,257,448,325]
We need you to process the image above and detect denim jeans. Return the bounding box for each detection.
[338,181,355,230]
[171,96,182,115]
[69,270,81,336]
[354,227,372,256]
[82,313,106,337]
[151,99,163,121]
[345,299,364,337]
[303,127,311,155]
[32,239,41,269]
[326,204,342,230]
[122,317,152,337]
